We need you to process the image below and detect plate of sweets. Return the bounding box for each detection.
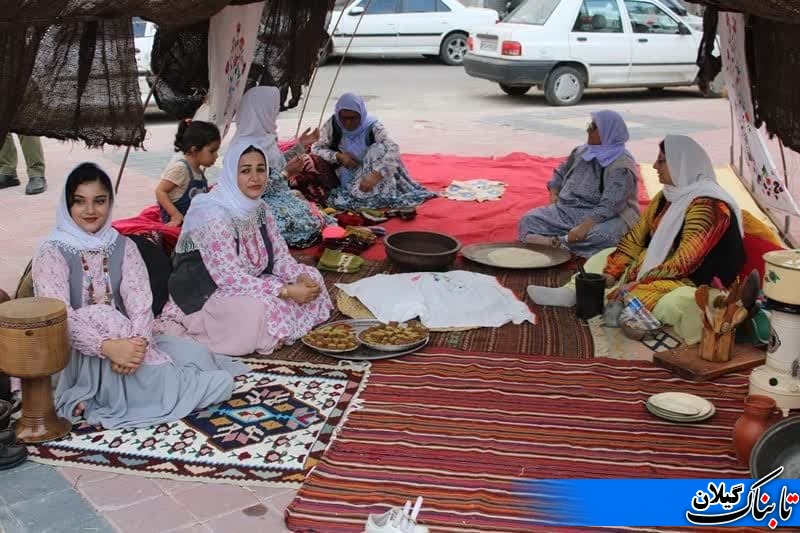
[302,323,360,353]
[357,320,430,352]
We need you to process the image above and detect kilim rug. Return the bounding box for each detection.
[286,350,752,532]
[278,256,594,363]
[28,359,370,487]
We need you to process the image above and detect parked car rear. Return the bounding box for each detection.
[463,0,719,105]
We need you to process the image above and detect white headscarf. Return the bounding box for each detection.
[181,140,269,239]
[45,163,119,253]
[637,135,743,279]
[233,86,285,171]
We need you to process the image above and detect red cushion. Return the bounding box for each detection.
[741,233,784,280]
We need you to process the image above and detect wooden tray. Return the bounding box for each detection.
[461,241,571,270]
[653,344,766,381]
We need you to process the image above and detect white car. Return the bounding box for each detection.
[133,17,158,109]
[463,0,719,105]
[321,0,499,65]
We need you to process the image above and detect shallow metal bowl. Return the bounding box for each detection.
[385,231,461,271]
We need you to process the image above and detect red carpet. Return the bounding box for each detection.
[286,349,751,532]
[362,152,650,261]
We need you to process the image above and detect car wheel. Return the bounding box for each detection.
[544,66,584,106]
[440,33,468,66]
[499,83,531,96]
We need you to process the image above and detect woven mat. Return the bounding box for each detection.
[275,256,594,363]
[29,359,369,487]
[286,349,751,532]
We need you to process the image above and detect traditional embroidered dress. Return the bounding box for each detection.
[234,86,334,248]
[311,93,435,210]
[603,135,745,309]
[33,165,246,429]
[160,141,332,356]
[518,110,640,257]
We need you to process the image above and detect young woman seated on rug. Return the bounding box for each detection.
[112,120,220,254]
[518,110,640,258]
[310,92,435,210]
[32,163,247,429]
[529,134,783,345]
[158,140,333,357]
[234,86,337,248]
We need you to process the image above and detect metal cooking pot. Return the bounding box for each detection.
[750,415,800,479]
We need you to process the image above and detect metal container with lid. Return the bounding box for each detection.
[763,249,800,305]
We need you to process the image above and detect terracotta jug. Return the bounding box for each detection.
[732,395,780,466]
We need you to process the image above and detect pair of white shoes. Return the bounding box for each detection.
[364,497,429,533]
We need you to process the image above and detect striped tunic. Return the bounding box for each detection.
[604,192,742,309]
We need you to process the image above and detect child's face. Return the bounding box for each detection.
[194,140,220,168]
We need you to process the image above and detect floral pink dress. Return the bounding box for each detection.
[159,209,332,356]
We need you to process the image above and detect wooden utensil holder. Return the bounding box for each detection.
[700,326,735,362]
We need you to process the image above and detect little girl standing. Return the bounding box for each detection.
[156,120,220,227]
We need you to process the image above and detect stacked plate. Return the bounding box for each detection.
[646,392,716,423]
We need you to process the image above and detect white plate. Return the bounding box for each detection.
[648,392,714,417]
[646,401,716,423]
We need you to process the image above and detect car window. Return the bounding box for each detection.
[624,0,680,34]
[361,0,399,14]
[132,17,147,38]
[402,0,436,12]
[505,0,560,25]
[659,0,687,16]
[436,0,452,12]
[572,0,624,33]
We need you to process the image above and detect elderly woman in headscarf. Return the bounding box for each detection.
[32,162,247,428]
[160,140,332,356]
[234,86,336,248]
[529,135,748,342]
[518,110,640,257]
[310,92,435,210]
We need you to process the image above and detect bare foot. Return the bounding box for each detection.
[525,234,560,247]
[72,402,86,417]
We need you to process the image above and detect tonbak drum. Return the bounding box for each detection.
[0,297,71,442]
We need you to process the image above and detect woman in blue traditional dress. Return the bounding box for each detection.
[311,93,435,210]
[517,110,640,257]
[234,86,336,248]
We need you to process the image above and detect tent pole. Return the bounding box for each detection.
[318,0,373,130]
[115,78,158,195]
[295,3,349,138]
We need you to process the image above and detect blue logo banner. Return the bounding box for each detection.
[519,468,800,528]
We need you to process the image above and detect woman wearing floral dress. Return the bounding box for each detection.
[311,92,435,210]
[160,139,332,357]
[233,86,335,248]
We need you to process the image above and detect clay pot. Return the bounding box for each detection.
[732,395,781,466]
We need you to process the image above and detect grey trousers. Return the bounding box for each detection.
[0,134,45,178]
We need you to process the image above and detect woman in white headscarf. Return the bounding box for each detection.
[530,135,746,312]
[32,162,247,429]
[234,86,336,248]
[160,140,332,356]
[310,92,435,210]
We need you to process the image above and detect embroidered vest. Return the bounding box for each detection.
[58,234,128,317]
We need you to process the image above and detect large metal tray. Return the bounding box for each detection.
[304,319,429,361]
[461,241,571,270]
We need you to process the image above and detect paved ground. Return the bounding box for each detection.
[0,60,732,532]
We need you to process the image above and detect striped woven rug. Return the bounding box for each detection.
[286,349,751,532]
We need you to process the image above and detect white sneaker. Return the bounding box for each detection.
[364,507,429,533]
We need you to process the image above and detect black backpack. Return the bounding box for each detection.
[127,235,172,317]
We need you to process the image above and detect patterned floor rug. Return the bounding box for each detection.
[286,349,751,532]
[278,256,593,363]
[28,359,370,487]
